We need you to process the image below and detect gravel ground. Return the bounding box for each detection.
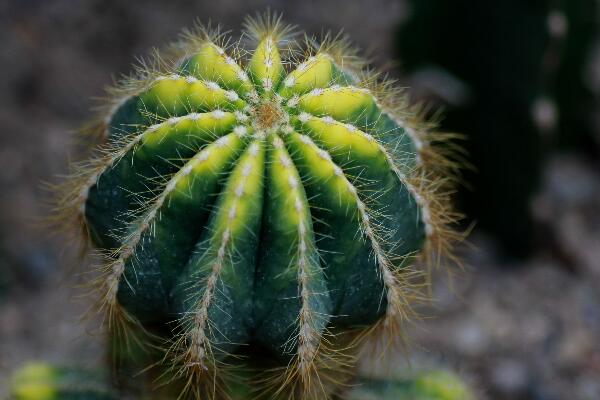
[405,155,600,400]
[0,2,599,399]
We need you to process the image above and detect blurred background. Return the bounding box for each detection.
[0,1,599,399]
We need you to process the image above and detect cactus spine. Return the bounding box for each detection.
[56,12,460,400]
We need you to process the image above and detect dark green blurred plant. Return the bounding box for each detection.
[398,0,598,257]
[0,240,11,298]
[0,258,8,298]
[552,1,598,151]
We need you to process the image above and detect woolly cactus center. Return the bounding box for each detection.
[252,99,286,131]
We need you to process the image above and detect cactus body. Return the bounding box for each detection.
[59,13,458,399]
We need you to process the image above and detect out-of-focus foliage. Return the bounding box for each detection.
[0,237,11,298]
[398,0,598,257]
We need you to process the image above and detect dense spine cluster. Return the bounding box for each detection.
[56,12,460,400]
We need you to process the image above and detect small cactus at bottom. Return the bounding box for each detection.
[9,362,116,400]
[344,369,476,400]
[56,12,461,399]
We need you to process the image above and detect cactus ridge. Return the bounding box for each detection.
[55,11,462,400]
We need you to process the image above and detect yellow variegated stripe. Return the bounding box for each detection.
[247,37,284,93]
[296,86,375,125]
[138,110,236,153]
[278,54,334,98]
[181,42,254,95]
[295,113,385,169]
[140,75,246,116]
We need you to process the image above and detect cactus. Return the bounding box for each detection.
[56,12,460,399]
[9,362,116,400]
[343,369,476,400]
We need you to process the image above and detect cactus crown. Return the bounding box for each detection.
[55,11,461,400]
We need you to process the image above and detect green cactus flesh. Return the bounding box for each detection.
[66,14,454,398]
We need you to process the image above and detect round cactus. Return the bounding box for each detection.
[57,12,460,400]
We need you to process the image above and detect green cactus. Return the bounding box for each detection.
[344,369,476,400]
[9,362,116,400]
[57,12,459,399]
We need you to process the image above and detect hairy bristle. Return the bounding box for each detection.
[242,9,298,45]
[312,31,367,78]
